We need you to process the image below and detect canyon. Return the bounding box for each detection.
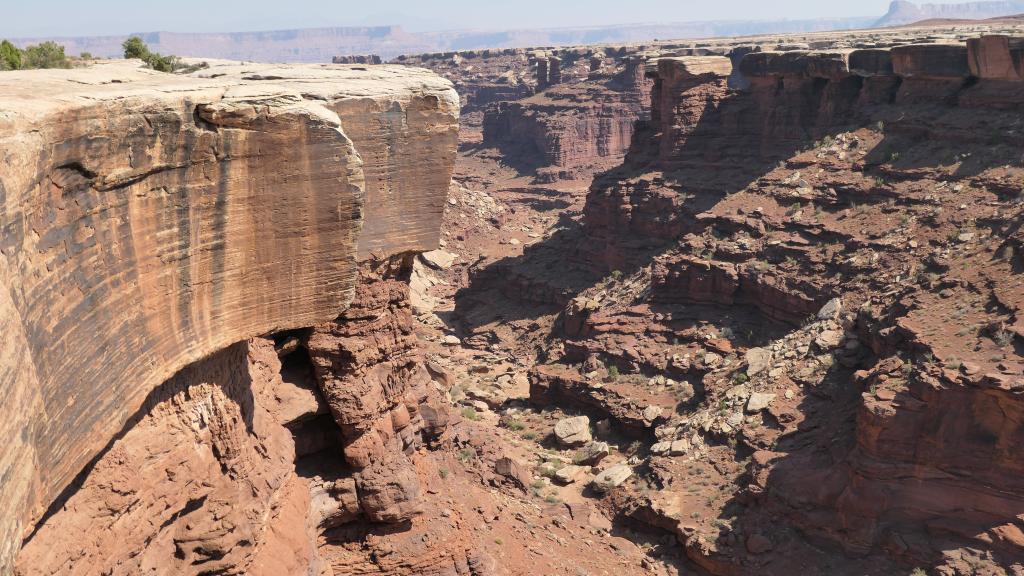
[3,14,1024,576]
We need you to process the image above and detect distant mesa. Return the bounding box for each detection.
[876,0,1024,27]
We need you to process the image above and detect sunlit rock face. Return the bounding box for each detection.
[0,60,458,572]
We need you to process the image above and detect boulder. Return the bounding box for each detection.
[669,439,691,456]
[746,393,777,413]
[495,457,532,489]
[817,297,843,321]
[554,416,593,447]
[554,465,588,485]
[575,441,611,466]
[356,455,423,523]
[642,405,664,425]
[651,441,672,455]
[591,464,633,492]
[419,249,458,270]
[745,347,772,376]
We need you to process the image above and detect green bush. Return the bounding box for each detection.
[23,42,71,69]
[122,36,149,60]
[0,40,22,70]
[122,36,184,73]
[0,40,71,70]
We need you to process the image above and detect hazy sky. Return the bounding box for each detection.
[0,0,974,38]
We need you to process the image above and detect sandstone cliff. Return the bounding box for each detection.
[0,60,458,573]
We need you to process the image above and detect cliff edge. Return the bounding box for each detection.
[0,60,458,572]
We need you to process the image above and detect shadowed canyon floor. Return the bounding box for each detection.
[4,18,1024,576]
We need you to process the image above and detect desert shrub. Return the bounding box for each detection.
[606,365,619,380]
[0,40,22,70]
[1,40,71,70]
[122,36,189,73]
[122,36,149,60]
[23,41,71,69]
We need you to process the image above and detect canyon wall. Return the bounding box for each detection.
[566,36,1024,572]
[0,61,458,573]
[481,55,654,182]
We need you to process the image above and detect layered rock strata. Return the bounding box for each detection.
[482,56,654,182]
[563,35,1024,572]
[0,60,458,573]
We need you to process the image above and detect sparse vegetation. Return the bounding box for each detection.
[606,364,619,381]
[461,407,480,421]
[993,326,1014,347]
[0,40,71,70]
[0,40,23,70]
[122,36,206,73]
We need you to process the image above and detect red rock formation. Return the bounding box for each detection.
[562,37,1024,573]
[16,340,321,575]
[482,56,654,182]
[306,255,448,524]
[0,61,459,574]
